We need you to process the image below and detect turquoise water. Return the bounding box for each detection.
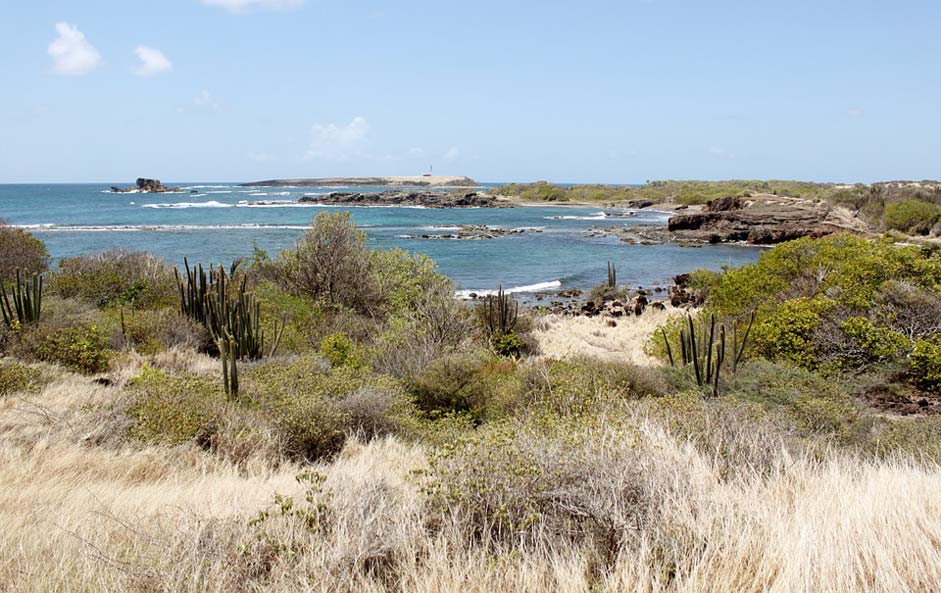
[0,183,760,295]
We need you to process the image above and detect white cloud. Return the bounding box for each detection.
[201,0,303,13]
[305,116,370,161]
[178,90,220,112]
[48,22,101,76]
[442,146,461,162]
[847,107,865,118]
[134,46,173,77]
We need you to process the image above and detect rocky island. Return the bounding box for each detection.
[242,175,479,188]
[110,178,179,193]
[297,190,513,209]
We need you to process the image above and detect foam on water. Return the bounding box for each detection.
[455,280,563,299]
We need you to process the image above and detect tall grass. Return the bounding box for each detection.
[1,369,939,592]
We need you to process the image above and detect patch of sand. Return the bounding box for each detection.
[531,306,682,366]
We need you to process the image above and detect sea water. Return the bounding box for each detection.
[0,183,761,296]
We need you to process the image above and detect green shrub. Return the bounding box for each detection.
[0,361,44,396]
[247,358,414,460]
[128,368,225,446]
[252,280,321,355]
[23,322,111,374]
[724,360,862,438]
[911,337,941,392]
[751,298,832,368]
[0,223,49,283]
[491,332,525,357]
[884,199,941,235]
[52,250,176,309]
[409,354,522,421]
[319,332,363,368]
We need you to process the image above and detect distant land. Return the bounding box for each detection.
[241,176,479,188]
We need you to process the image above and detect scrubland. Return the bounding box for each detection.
[1,217,941,591]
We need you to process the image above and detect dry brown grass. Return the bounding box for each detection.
[1,367,940,592]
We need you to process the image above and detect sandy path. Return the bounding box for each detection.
[531,306,682,366]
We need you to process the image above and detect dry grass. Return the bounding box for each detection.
[1,369,940,592]
[531,306,682,365]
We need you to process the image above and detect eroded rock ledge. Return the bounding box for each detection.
[110,178,179,193]
[667,194,868,244]
[298,190,514,209]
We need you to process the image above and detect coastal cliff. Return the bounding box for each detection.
[242,176,479,188]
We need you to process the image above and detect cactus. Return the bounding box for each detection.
[607,261,617,288]
[220,332,240,398]
[1,270,43,330]
[483,286,518,337]
[665,311,753,397]
[175,259,264,360]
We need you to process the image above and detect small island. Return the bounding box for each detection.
[241,175,480,188]
[110,178,179,193]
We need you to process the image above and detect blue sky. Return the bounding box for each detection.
[1,0,939,183]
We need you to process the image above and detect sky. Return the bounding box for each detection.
[1,0,940,184]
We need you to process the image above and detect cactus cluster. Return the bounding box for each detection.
[1,270,42,330]
[663,311,754,397]
[175,258,267,360]
[483,286,518,337]
[607,261,617,288]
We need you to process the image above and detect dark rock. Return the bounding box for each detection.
[707,195,744,212]
[111,178,179,193]
[298,190,512,209]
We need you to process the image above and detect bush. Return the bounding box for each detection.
[113,307,211,355]
[52,250,177,309]
[911,337,941,392]
[247,358,414,460]
[724,360,862,438]
[269,212,374,311]
[751,297,832,368]
[0,361,45,396]
[884,199,941,235]
[0,223,49,283]
[30,323,111,374]
[319,332,363,368]
[408,353,522,421]
[128,368,225,446]
[491,332,525,357]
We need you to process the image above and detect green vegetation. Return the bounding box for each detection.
[496,179,941,233]
[0,221,49,283]
[1,270,43,330]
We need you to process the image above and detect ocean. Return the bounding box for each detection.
[0,182,761,297]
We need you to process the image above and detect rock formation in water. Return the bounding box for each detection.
[297,190,513,209]
[111,178,179,193]
[242,176,479,188]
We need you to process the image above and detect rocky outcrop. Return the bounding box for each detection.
[242,176,479,188]
[403,225,542,240]
[667,194,868,244]
[298,190,513,209]
[111,178,179,193]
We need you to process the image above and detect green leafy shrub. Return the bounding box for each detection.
[409,353,522,421]
[252,280,321,355]
[751,298,832,368]
[52,250,176,309]
[128,368,225,446]
[247,358,414,460]
[911,337,941,392]
[0,361,45,396]
[884,199,941,235]
[319,332,363,368]
[491,332,525,357]
[20,322,111,374]
[0,223,49,283]
[724,360,862,438]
